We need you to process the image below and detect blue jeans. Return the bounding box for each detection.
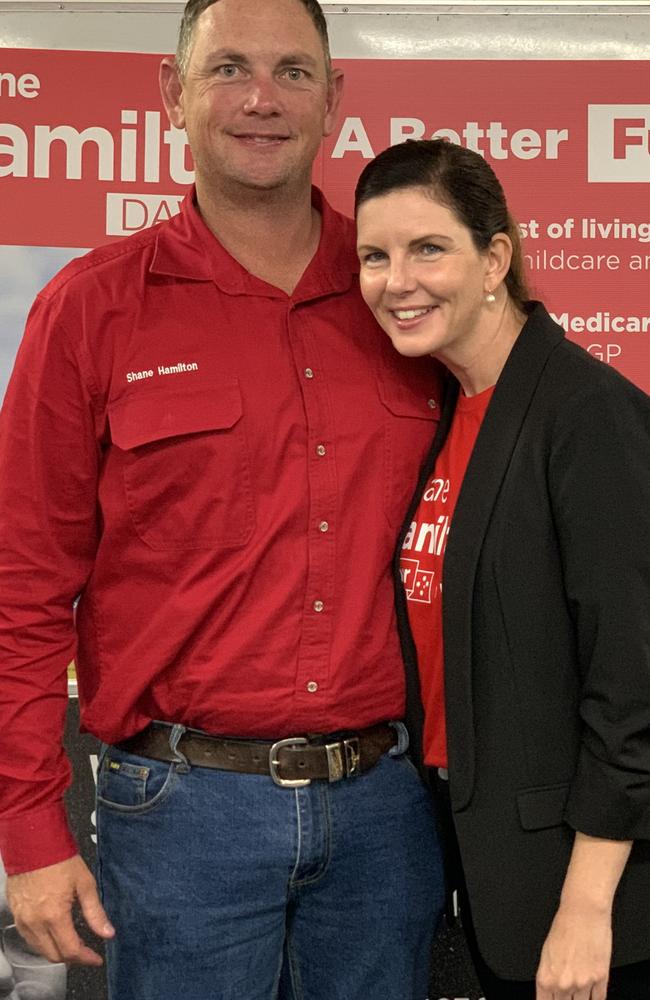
[95,727,444,1000]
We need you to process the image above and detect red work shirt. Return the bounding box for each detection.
[0,189,442,873]
[400,385,494,768]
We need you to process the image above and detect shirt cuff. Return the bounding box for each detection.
[0,800,78,875]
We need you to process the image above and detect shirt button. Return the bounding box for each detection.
[428,398,437,409]
[307,681,319,693]
[304,368,314,379]
[318,521,329,533]
[316,444,326,457]
[313,600,324,613]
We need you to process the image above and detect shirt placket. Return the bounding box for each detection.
[286,301,337,727]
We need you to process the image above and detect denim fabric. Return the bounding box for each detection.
[95,737,444,1000]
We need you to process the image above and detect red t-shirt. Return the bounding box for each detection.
[400,384,494,767]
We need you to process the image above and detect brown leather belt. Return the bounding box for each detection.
[117,722,397,787]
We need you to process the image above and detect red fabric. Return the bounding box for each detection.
[401,385,494,768]
[0,189,442,873]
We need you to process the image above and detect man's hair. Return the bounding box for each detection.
[355,139,529,310]
[176,0,331,79]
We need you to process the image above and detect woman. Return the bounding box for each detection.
[355,139,650,1000]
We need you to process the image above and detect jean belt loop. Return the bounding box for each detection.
[168,723,191,773]
[387,720,410,757]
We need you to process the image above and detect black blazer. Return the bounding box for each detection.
[396,303,650,979]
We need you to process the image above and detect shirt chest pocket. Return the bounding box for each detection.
[378,376,439,529]
[108,381,255,550]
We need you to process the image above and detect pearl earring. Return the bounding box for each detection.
[485,291,496,303]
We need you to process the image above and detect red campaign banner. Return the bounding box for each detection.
[1,49,650,390]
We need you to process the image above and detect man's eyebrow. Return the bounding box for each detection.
[202,49,250,65]
[200,50,319,69]
[276,52,319,69]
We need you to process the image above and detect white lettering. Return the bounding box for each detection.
[416,520,438,556]
[0,124,28,177]
[432,128,461,145]
[106,192,184,237]
[34,124,114,180]
[390,118,426,145]
[164,125,194,184]
[580,217,650,242]
[587,343,623,364]
[144,111,161,183]
[550,311,650,334]
[422,477,450,503]
[126,369,154,383]
[510,128,542,159]
[332,118,570,161]
[0,71,41,98]
[405,516,451,556]
[120,110,138,183]
[0,110,195,185]
[157,362,200,376]
[331,117,375,159]
[402,522,417,550]
[524,250,621,272]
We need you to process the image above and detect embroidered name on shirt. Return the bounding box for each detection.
[158,362,199,376]
[126,362,199,383]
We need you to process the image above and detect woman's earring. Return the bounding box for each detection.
[485,291,496,303]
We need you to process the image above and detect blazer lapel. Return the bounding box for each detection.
[443,305,565,811]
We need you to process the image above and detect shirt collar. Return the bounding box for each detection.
[150,186,358,301]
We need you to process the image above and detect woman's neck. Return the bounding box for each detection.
[442,299,527,397]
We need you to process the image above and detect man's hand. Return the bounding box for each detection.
[535,900,611,1000]
[6,855,115,966]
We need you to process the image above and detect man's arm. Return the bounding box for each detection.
[0,290,112,961]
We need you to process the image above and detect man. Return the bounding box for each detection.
[0,2,444,997]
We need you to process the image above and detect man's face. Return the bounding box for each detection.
[161,0,343,197]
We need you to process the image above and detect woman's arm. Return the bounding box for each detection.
[536,832,632,1000]
[537,371,649,998]
[548,372,650,844]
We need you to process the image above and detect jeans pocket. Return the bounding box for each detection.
[96,748,178,814]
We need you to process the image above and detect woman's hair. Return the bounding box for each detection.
[355,139,529,309]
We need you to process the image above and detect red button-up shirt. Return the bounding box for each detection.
[0,189,441,873]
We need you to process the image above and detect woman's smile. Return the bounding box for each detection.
[390,305,437,325]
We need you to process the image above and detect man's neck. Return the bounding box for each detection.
[196,179,322,295]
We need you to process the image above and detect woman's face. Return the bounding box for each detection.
[356,187,495,364]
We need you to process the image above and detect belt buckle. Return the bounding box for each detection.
[344,737,360,777]
[269,737,311,788]
[325,737,360,782]
[325,742,344,782]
